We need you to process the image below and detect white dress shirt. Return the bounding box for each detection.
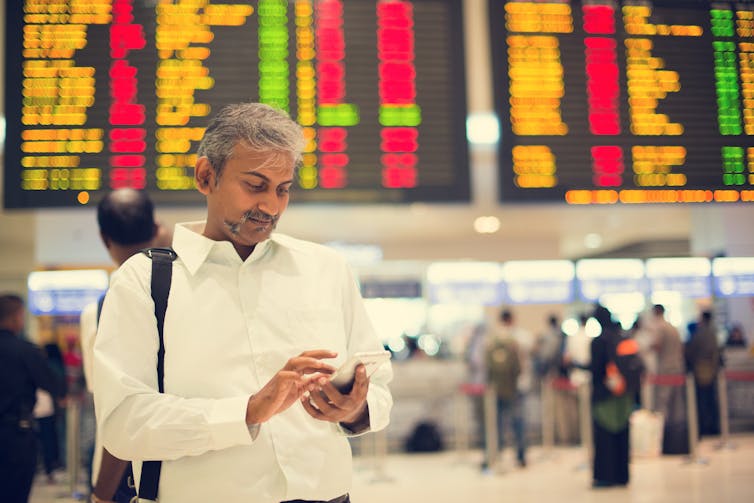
[93,221,393,503]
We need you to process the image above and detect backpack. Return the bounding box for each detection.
[486,338,521,400]
[605,336,644,397]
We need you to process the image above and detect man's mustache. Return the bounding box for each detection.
[224,210,278,234]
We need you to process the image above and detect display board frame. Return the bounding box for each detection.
[3,0,470,208]
[490,0,754,205]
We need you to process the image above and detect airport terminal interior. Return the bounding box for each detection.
[2,0,754,502]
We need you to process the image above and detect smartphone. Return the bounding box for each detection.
[329,350,391,393]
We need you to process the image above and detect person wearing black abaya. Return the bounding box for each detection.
[589,305,633,488]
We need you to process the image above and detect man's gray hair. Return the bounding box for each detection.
[197,103,305,179]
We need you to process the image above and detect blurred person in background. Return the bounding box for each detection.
[80,188,163,503]
[36,342,66,483]
[544,314,578,444]
[685,310,721,437]
[483,308,529,469]
[648,304,688,455]
[463,322,487,447]
[92,103,392,502]
[564,314,592,387]
[630,315,657,379]
[725,322,747,348]
[0,294,65,503]
[589,304,631,488]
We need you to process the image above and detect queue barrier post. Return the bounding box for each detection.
[540,373,555,459]
[716,371,734,450]
[453,390,467,457]
[368,428,392,483]
[684,373,707,466]
[483,385,498,471]
[577,381,593,469]
[64,398,86,500]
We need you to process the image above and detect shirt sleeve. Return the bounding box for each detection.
[338,262,393,436]
[92,260,254,462]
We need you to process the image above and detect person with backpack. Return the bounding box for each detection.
[92,103,393,503]
[80,189,165,503]
[589,304,644,488]
[685,310,721,437]
[483,308,526,469]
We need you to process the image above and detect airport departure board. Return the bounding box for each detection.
[3,0,469,208]
[491,0,754,204]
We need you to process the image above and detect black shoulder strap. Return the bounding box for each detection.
[138,247,177,501]
[96,293,106,325]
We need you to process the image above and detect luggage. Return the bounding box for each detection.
[629,409,664,458]
[405,421,444,452]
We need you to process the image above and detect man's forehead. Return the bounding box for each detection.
[230,143,294,174]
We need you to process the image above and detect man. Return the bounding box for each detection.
[484,309,523,470]
[81,189,162,503]
[483,308,529,469]
[0,294,65,503]
[93,103,393,503]
[685,310,721,436]
[648,304,687,455]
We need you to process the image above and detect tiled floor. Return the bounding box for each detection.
[30,434,754,503]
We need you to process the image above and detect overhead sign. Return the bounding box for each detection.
[360,279,422,299]
[501,260,574,304]
[712,257,754,297]
[645,257,711,298]
[426,261,503,305]
[27,269,109,315]
[576,258,646,301]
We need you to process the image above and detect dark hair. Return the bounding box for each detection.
[500,309,513,323]
[97,189,156,245]
[652,304,665,315]
[591,304,615,329]
[701,310,713,323]
[0,294,24,324]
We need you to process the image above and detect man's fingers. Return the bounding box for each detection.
[285,356,336,375]
[299,349,338,359]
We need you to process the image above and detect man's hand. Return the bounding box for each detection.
[246,350,337,425]
[301,363,369,425]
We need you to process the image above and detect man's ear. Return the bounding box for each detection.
[194,157,215,195]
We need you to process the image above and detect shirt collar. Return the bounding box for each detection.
[172,221,275,275]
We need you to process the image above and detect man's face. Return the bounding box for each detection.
[198,143,295,251]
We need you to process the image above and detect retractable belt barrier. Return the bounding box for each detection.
[65,397,85,499]
[718,369,754,450]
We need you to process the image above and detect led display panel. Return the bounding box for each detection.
[3,0,469,208]
[490,0,754,204]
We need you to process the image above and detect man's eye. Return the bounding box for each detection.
[278,186,291,194]
[247,183,265,191]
